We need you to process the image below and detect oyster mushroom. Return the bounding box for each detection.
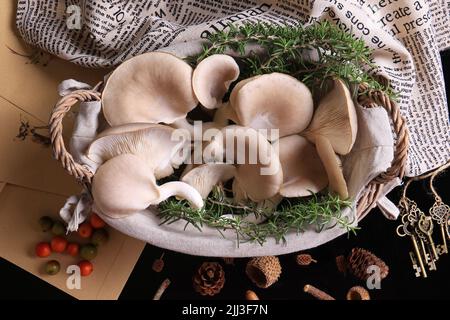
[92,154,203,218]
[208,125,283,202]
[102,52,198,126]
[87,124,189,179]
[303,79,358,199]
[273,135,328,197]
[229,73,314,140]
[182,163,236,199]
[213,76,260,127]
[192,54,240,109]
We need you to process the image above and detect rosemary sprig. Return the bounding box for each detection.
[158,187,357,246]
[188,21,396,99]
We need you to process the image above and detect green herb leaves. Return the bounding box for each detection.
[158,187,357,246]
[189,21,395,99]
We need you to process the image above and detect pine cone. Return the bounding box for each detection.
[246,256,281,288]
[347,248,389,281]
[193,262,225,296]
[295,253,317,266]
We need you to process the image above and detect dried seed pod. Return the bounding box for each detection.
[246,256,281,288]
[346,286,370,300]
[245,290,260,300]
[303,284,335,300]
[152,252,165,273]
[295,253,317,266]
[336,255,347,275]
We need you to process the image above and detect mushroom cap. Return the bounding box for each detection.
[87,124,187,179]
[102,52,198,126]
[228,75,260,109]
[230,73,314,139]
[192,54,240,109]
[92,154,159,219]
[303,79,357,155]
[182,163,236,199]
[219,125,283,202]
[273,135,328,197]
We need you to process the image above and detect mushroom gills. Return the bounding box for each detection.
[87,124,187,179]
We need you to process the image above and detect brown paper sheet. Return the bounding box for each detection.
[0,184,145,300]
[0,0,107,123]
[0,97,82,196]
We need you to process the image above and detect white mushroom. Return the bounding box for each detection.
[212,76,260,127]
[87,124,188,179]
[303,79,358,199]
[192,54,240,109]
[182,163,236,199]
[92,154,204,218]
[102,52,198,126]
[273,135,328,197]
[208,125,283,202]
[229,73,314,140]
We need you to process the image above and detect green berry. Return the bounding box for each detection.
[45,260,60,275]
[80,244,97,260]
[51,221,66,236]
[91,228,109,246]
[39,216,53,232]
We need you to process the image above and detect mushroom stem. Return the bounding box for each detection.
[156,181,204,209]
[315,135,349,199]
[213,103,238,127]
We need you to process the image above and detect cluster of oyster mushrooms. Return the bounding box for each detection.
[86,52,358,219]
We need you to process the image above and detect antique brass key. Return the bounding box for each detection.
[430,200,449,254]
[417,214,438,261]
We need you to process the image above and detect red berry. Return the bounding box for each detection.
[66,243,80,257]
[35,242,51,257]
[78,222,93,238]
[51,236,68,253]
[78,260,94,276]
[90,213,106,229]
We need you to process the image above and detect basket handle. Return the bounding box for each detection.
[49,85,102,184]
[356,83,409,216]
[357,83,409,184]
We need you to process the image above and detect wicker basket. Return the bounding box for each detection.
[48,61,409,257]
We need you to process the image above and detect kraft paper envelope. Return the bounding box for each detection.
[0,97,81,196]
[0,0,107,123]
[0,184,145,300]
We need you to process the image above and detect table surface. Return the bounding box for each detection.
[1,51,449,301]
